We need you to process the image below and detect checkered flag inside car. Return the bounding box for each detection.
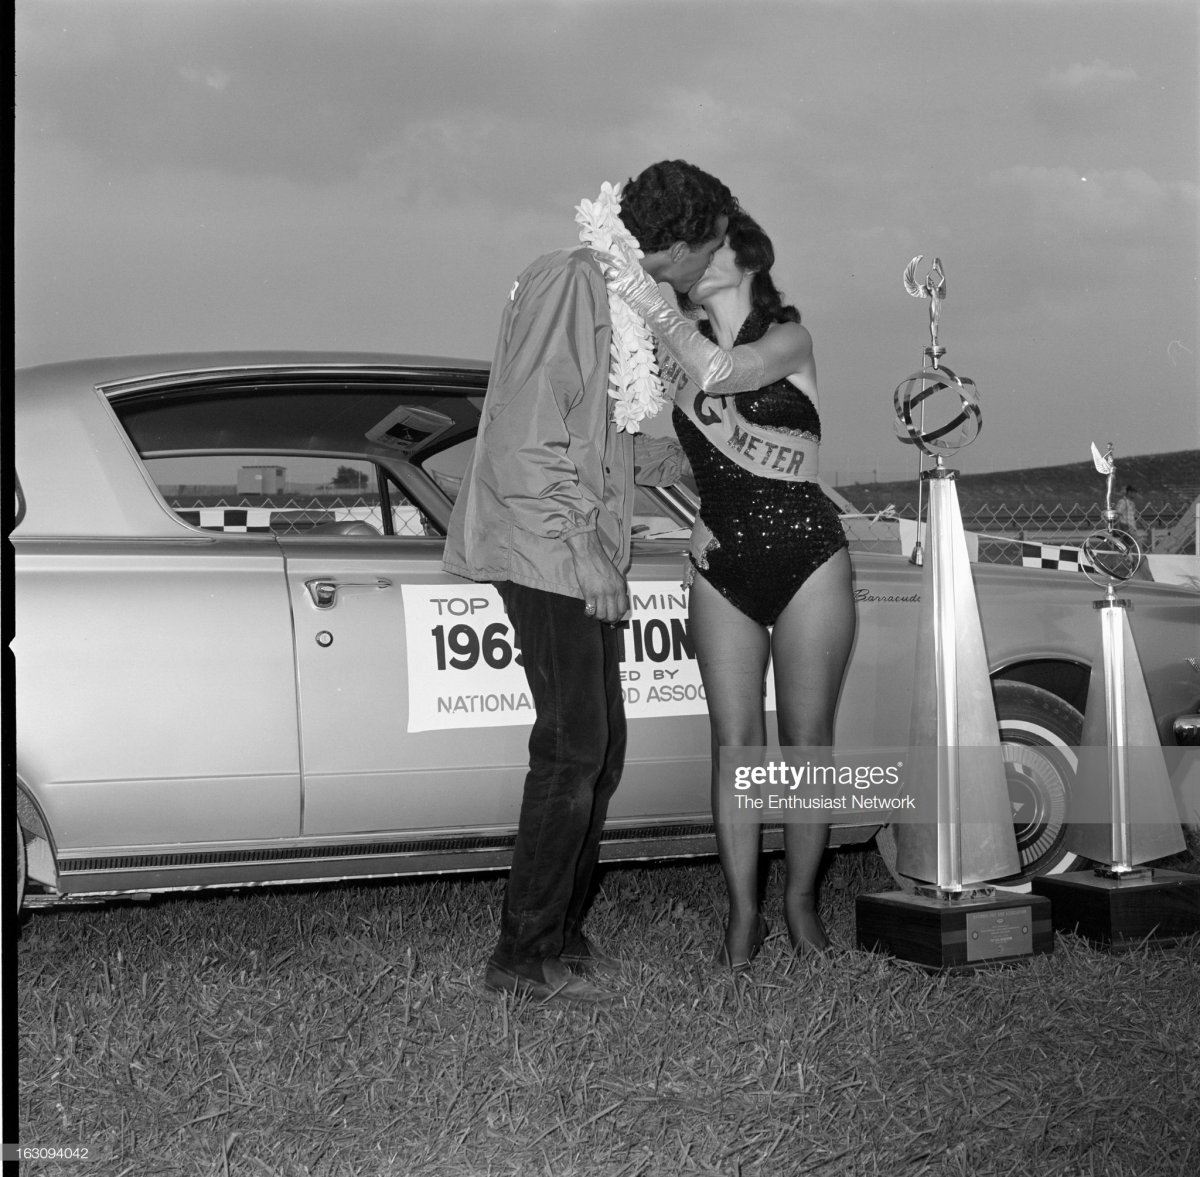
[176,507,275,533]
[1020,541,1096,573]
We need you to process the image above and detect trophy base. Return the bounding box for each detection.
[1031,869,1200,949]
[855,889,1053,971]
[1091,865,1154,881]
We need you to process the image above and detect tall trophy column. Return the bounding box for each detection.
[856,257,1053,969]
[1032,444,1200,946]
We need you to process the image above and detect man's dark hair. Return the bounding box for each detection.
[620,160,738,252]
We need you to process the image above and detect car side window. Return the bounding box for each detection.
[112,381,483,539]
[143,454,396,535]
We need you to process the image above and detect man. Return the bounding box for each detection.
[443,160,736,1004]
[1114,485,1140,535]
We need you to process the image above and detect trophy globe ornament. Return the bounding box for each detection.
[893,366,982,456]
[1080,442,1144,589]
[894,256,981,458]
[1081,530,1143,588]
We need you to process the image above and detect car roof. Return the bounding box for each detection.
[17,350,489,381]
[14,352,490,539]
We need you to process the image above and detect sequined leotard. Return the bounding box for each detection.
[673,308,848,626]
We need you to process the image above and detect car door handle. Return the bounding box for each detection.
[305,577,393,609]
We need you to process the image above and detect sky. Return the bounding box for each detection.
[14,0,1199,484]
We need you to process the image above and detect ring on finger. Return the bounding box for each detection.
[584,601,597,615]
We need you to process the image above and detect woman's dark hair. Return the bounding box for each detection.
[619,160,739,252]
[681,210,801,324]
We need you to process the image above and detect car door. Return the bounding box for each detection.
[281,533,534,837]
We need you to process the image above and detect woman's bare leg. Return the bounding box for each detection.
[771,548,856,951]
[689,572,771,965]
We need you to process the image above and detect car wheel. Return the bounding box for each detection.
[875,680,1086,891]
[1184,823,1200,867]
[16,819,26,915]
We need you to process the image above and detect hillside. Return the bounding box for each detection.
[839,449,1199,517]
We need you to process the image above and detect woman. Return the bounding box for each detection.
[607,212,856,965]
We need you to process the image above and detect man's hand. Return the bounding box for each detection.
[566,532,629,623]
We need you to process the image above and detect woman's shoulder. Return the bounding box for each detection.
[757,317,813,361]
[761,316,810,341]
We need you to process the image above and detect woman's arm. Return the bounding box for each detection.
[738,320,814,390]
[604,248,809,396]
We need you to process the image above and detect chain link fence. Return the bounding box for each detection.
[850,497,1199,563]
[167,494,429,536]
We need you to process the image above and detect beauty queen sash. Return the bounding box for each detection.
[664,360,821,571]
[671,374,820,482]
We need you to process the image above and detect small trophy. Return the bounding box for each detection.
[856,256,1053,969]
[1032,444,1199,946]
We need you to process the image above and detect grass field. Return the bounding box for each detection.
[15,847,1200,1177]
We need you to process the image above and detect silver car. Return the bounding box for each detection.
[13,353,1200,912]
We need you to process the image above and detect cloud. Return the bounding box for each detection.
[976,163,1198,319]
[1041,59,1138,95]
[15,0,737,189]
[179,65,231,93]
[1033,58,1142,135]
[990,165,1196,233]
[15,0,1197,475]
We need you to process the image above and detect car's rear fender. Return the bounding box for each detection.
[991,658,1090,716]
[16,778,60,892]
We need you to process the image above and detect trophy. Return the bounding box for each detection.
[1032,444,1199,946]
[856,257,1053,968]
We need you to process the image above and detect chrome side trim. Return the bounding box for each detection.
[58,822,717,875]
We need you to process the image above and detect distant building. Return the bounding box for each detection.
[237,465,287,495]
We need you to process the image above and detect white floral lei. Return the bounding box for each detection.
[574,181,666,433]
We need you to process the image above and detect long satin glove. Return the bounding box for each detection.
[602,248,765,395]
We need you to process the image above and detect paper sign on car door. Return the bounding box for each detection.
[401,582,776,731]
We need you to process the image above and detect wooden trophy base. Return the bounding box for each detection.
[1031,869,1200,949]
[856,889,1054,971]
